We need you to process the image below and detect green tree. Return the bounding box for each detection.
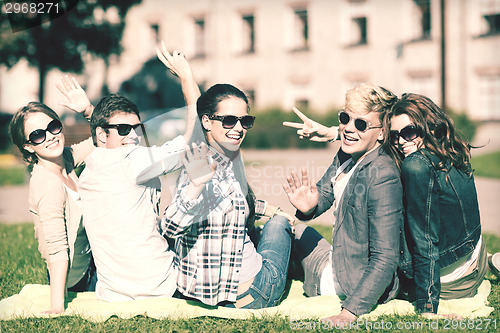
[0,0,142,102]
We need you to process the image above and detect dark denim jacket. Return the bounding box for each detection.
[298,147,403,316]
[399,150,481,314]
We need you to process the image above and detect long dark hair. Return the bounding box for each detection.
[9,102,61,166]
[383,93,472,175]
[196,84,257,230]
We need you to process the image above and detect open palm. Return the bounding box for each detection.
[283,168,319,215]
[55,76,91,113]
[182,143,215,187]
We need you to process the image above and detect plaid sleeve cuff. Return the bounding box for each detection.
[177,186,204,215]
[255,200,267,217]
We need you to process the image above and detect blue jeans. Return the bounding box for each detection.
[229,215,293,309]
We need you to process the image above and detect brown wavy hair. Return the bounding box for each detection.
[383,93,472,175]
[9,102,61,166]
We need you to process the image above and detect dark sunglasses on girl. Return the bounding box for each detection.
[102,123,146,136]
[338,111,382,132]
[389,124,420,145]
[208,115,255,129]
[26,119,63,145]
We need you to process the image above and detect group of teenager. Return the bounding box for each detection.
[9,42,500,323]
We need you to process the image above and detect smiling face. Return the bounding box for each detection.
[23,112,65,162]
[202,97,249,154]
[390,114,422,157]
[96,112,142,149]
[339,108,384,162]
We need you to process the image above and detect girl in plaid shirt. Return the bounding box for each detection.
[162,84,294,308]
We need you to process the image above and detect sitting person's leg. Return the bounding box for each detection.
[291,224,331,297]
[236,215,293,309]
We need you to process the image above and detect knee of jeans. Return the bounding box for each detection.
[265,215,292,234]
[269,214,290,226]
[262,258,280,280]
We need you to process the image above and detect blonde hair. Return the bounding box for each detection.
[345,83,397,122]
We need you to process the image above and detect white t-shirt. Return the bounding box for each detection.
[441,237,483,283]
[321,157,360,296]
[79,136,185,301]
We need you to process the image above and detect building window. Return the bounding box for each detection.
[245,89,256,107]
[150,23,159,43]
[479,0,500,35]
[292,8,308,50]
[295,98,309,111]
[350,17,367,45]
[344,0,368,46]
[409,74,438,104]
[414,0,431,39]
[483,13,500,34]
[479,75,500,120]
[241,14,255,53]
[286,82,311,110]
[194,17,206,57]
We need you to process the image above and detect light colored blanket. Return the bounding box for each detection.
[0,280,493,322]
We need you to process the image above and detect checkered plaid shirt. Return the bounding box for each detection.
[161,148,266,306]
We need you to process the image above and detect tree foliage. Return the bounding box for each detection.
[0,0,142,102]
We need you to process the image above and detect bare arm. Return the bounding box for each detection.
[156,41,201,142]
[45,260,68,314]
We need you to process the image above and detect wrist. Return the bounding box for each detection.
[270,207,281,219]
[341,308,357,320]
[328,127,339,142]
[83,104,94,119]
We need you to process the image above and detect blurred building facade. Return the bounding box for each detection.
[1,0,499,120]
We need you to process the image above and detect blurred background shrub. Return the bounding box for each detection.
[242,107,339,149]
[447,108,477,144]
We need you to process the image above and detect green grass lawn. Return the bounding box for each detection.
[0,166,27,186]
[1,223,499,332]
[472,151,500,179]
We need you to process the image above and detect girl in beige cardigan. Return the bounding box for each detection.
[9,77,95,314]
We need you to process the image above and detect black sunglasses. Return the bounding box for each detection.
[208,115,255,129]
[389,125,420,145]
[26,119,63,145]
[102,123,146,136]
[338,111,382,132]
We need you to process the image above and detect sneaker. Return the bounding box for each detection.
[489,252,500,279]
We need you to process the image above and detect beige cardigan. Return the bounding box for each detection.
[29,138,94,266]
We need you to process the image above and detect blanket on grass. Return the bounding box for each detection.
[0,280,493,322]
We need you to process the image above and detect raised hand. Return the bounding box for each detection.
[156,41,193,81]
[283,107,338,142]
[282,168,319,215]
[182,142,216,187]
[55,75,91,114]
